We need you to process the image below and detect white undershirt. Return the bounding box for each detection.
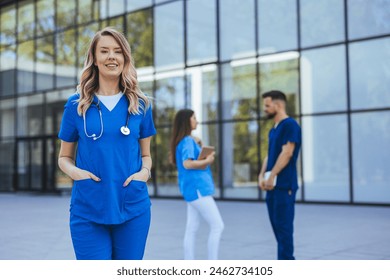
[97,92,124,111]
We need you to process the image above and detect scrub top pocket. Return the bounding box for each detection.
[122,180,150,219]
[71,178,105,219]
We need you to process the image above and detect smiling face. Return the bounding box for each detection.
[94,35,124,79]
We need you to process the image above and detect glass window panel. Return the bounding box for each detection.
[352,112,390,203]
[0,140,14,191]
[36,36,55,91]
[56,29,77,88]
[108,16,124,33]
[77,23,99,71]
[258,0,298,54]
[17,0,35,41]
[187,0,217,65]
[37,0,55,35]
[108,0,124,17]
[350,38,390,110]
[154,2,184,70]
[17,141,29,190]
[301,45,347,114]
[30,139,43,190]
[221,59,257,120]
[0,99,15,137]
[220,0,256,61]
[99,0,109,19]
[78,0,94,24]
[0,45,16,97]
[17,94,44,136]
[155,0,171,4]
[300,0,345,48]
[302,115,349,202]
[57,0,76,30]
[222,121,259,199]
[126,0,152,12]
[0,4,16,45]
[348,0,390,40]
[259,52,300,116]
[154,71,185,125]
[186,64,218,122]
[154,126,179,197]
[17,40,34,94]
[45,89,74,134]
[127,9,153,69]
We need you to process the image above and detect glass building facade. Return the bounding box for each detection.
[0,0,389,205]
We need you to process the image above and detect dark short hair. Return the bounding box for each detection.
[262,90,287,102]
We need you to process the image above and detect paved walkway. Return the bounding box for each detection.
[0,193,389,260]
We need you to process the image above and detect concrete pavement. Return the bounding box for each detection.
[0,193,389,260]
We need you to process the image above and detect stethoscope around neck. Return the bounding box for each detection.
[83,100,130,141]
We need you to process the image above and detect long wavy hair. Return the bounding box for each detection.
[169,109,194,165]
[76,27,149,116]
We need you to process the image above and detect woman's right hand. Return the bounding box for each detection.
[204,151,216,165]
[70,167,101,182]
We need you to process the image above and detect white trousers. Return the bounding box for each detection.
[183,194,224,260]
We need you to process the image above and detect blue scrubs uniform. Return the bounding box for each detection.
[265,117,301,260]
[176,136,214,201]
[58,93,156,259]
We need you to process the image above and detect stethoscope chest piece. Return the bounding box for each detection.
[120,126,130,135]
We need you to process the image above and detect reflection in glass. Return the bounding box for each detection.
[187,0,217,65]
[352,112,390,203]
[0,45,16,97]
[36,36,55,91]
[17,94,44,137]
[0,99,15,137]
[300,0,344,47]
[258,0,298,54]
[37,0,55,35]
[154,126,179,197]
[77,23,99,71]
[0,4,16,45]
[220,0,256,61]
[126,0,153,12]
[109,16,124,33]
[57,0,76,30]
[221,59,257,120]
[108,0,124,17]
[17,40,34,94]
[222,121,258,199]
[99,0,108,19]
[301,46,347,114]
[350,38,390,110]
[302,115,349,202]
[56,29,77,88]
[18,0,35,41]
[348,0,390,40]
[45,89,74,134]
[259,52,299,116]
[78,0,94,24]
[0,140,14,191]
[186,65,218,122]
[154,71,185,125]
[127,9,153,68]
[154,2,184,70]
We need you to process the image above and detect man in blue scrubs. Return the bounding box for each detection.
[258,90,301,260]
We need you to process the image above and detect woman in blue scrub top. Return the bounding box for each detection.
[58,27,156,260]
[170,109,224,260]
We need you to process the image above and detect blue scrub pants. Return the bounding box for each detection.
[266,189,296,260]
[70,208,150,260]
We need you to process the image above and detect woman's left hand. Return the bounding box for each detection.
[123,169,149,187]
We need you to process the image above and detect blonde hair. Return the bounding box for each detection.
[76,27,150,116]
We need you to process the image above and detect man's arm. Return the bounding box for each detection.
[258,156,268,190]
[264,142,295,190]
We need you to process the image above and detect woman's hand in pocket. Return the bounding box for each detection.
[70,167,100,182]
[123,169,148,187]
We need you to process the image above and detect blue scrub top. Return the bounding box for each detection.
[58,93,156,224]
[176,136,215,202]
[266,117,301,191]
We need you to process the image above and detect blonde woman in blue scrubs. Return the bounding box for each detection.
[170,109,224,260]
[58,27,156,260]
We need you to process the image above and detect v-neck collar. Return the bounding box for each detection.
[93,94,127,113]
